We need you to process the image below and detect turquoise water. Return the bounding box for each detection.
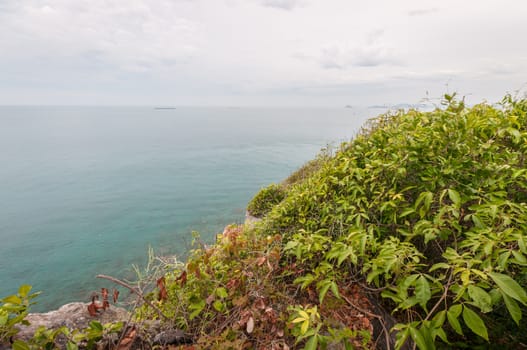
[0,106,372,311]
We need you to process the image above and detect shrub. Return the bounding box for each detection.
[247,183,286,218]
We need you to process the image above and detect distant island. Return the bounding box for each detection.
[154,107,177,110]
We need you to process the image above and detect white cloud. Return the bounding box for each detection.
[0,0,526,105]
[316,30,399,69]
[408,8,439,16]
[0,0,199,72]
[260,0,304,10]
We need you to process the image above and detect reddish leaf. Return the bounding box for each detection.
[113,289,120,303]
[87,302,98,317]
[101,288,109,300]
[157,276,168,301]
[101,288,110,309]
[226,278,239,290]
[177,270,188,286]
[116,326,137,350]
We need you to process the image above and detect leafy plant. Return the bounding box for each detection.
[1,285,39,347]
[247,183,287,217]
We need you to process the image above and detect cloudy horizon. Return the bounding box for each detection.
[1,0,526,107]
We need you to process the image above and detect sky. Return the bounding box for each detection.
[0,0,526,106]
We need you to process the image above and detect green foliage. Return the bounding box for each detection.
[256,94,527,348]
[247,183,287,217]
[1,285,39,346]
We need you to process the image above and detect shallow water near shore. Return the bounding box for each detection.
[0,106,373,311]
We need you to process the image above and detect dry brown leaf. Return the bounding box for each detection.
[157,276,168,301]
[256,256,266,266]
[87,302,97,317]
[112,289,120,303]
[254,298,266,310]
[116,326,137,350]
[177,270,188,286]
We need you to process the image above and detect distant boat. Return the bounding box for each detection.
[345,105,353,109]
[154,107,176,110]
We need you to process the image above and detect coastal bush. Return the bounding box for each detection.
[246,183,287,217]
[258,94,527,348]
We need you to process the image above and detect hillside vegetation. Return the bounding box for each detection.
[3,94,527,349]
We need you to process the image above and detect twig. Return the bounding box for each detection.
[424,269,453,321]
[96,274,170,321]
[341,294,391,350]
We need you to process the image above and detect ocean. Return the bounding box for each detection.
[0,106,373,311]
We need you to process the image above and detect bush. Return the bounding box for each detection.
[261,94,527,348]
[247,183,287,218]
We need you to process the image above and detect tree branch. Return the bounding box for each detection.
[96,274,169,321]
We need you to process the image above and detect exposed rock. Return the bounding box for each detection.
[245,210,261,226]
[153,329,192,346]
[15,302,129,342]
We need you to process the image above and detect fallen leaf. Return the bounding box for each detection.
[246,317,255,334]
[116,326,137,350]
[254,298,266,310]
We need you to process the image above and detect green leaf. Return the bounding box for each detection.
[89,321,103,332]
[66,341,79,350]
[462,306,488,341]
[400,207,415,218]
[415,276,431,311]
[300,319,309,335]
[448,189,461,207]
[2,295,22,305]
[318,281,331,304]
[502,292,522,325]
[284,240,299,251]
[0,309,8,326]
[431,310,446,329]
[304,335,318,350]
[212,300,224,312]
[18,285,32,298]
[215,287,228,299]
[429,262,450,272]
[395,327,410,350]
[11,340,30,350]
[330,281,340,299]
[468,285,492,313]
[409,327,429,350]
[488,272,527,304]
[447,304,463,335]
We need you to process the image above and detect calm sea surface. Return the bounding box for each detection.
[0,106,373,311]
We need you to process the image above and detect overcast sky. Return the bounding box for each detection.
[1,0,526,106]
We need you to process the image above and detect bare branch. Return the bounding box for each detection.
[96,274,169,321]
